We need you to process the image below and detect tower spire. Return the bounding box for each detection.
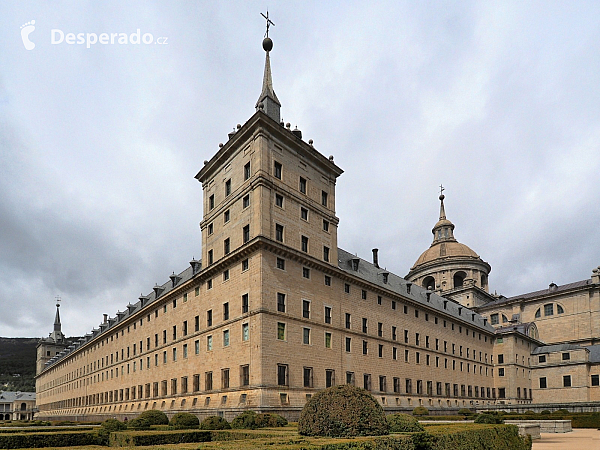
[439,184,446,220]
[431,186,455,243]
[256,11,281,122]
[49,296,65,343]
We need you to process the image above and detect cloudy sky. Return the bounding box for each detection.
[1,1,598,338]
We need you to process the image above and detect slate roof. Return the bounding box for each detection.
[584,345,600,363]
[0,391,36,402]
[337,248,495,333]
[482,279,593,308]
[531,344,600,363]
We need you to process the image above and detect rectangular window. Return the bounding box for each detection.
[275,224,284,242]
[498,354,504,364]
[325,332,332,348]
[345,313,351,329]
[223,302,229,320]
[498,368,505,377]
[346,371,355,385]
[544,304,554,316]
[243,194,250,209]
[378,322,383,337]
[563,375,571,387]
[243,225,250,243]
[301,207,309,220]
[303,367,314,388]
[591,374,599,386]
[244,162,251,180]
[224,209,230,223]
[362,340,368,355]
[207,335,213,351]
[277,322,286,340]
[303,300,311,318]
[224,238,230,254]
[274,161,282,179]
[208,223,213,235]
[301,235,308,252]
[393,347,397,360]
[242,258,249,271]
[222,368,230,389]
[195,340,199,355]
[223,269,229,281]
[171,378,177,395]
[225,179,231,196]
[209,194,214,210]
[363,373,371,390]
[321,190,328,207]
[276,257,285,270]
[208,250,213,265]
[379,375,387,392]
[303,267,310,279]
[275,193,284,207]
[299,177,306,194]
[172,325,177,340]
[183,344,188,358]
[344,283,350,293]
[361,289,367,300]
[539,377,547,389]
[324,275,331,286]
[323,246,330,262]
[378,344,383,358]
[303,327,311,345]
[277,293,286,312]
[242,294,249,313]
[377,295,382,305]
[223,330,230,347]
[323,219,329,231]
[345,337,351,352]
[242,323,249,341]
[193,374,200,392]
[277,364,288,386]
[326,369,335,388]
[562,352,570,361]
[362,318,368,333]
[205,372,213,391]
[172,347,177,361]
[240,365,249,386]
[538,355,546,363]
[324,306,332,324]
[207,310,213,327]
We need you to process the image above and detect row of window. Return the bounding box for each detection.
[207,162,252,211]
[273,161,329,207]
[274,224,330,261]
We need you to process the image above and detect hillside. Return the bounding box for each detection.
[0,338,38,392]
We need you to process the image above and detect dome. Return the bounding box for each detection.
[411,241,480,270]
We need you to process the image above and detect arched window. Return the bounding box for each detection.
[422,276,435,291]
[502,314,509,323]
[557,304,564,314]
[453,271,466,289]
[20,403,26,411]
[481,274,488,289]
[535,308,541,318]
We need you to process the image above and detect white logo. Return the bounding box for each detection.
[20,20,36,50]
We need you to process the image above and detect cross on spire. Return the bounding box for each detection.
[261,10,275,38]
[439,184,445,197]
[55,295,61,308]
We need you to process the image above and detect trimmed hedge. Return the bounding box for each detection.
[137,409,169,425]
[0,430,98,449]
[109,429,270,447]
[200,415,231,430]
[230,411,287,429]
[298,384,389,437]
[474,413,504,424]
[412,407,430,416]
[387,413,425,433]
[426,424,531,450]
[169,412,200,429]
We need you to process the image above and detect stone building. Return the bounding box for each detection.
[0,392,36,421]
[35,36,500,421]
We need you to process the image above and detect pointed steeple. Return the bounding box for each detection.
[431,188,456,244]
[54,302,61,332]
[49,299,65,343]
[255,14,281,123]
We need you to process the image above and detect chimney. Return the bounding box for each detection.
[372,248,379,268]
[103,314,108,324]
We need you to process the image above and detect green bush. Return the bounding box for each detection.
[571,412,600,428]
[554,409,570,415]
[0,431,98,448]
[298,384,389,437]
[137,409,169,425]
[231,411,258,429]
[458,408,473,416]
[387,413,425,432]
[127,417,151,430]
[474,413,504,424]
[169,412,200,429]
[540,410,551,415]
[255,413,288,428]
[200,416,231,430]
[101,418,127,432]
[412,407,429,416]
[427,424,531,450]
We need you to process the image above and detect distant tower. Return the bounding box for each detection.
[36,299,68,375]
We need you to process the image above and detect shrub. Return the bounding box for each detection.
[458,408,473,416]
[127,417,151,430]
[137,409,169,425]
[100,418,127,432]
[255,413,288,428]
[474,413,504,424]
[231,411,258,429]
[554,409,570,415]
[169,412,200,429]
[412,406,429,416]
[200,416,231,430]
[387,413,425,432]
[298,384,389,437]
[540,410,551,415]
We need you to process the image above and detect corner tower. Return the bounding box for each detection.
[405,191,493,308]
[36,301,68,375]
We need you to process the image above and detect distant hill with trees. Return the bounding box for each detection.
[0,338,38,392]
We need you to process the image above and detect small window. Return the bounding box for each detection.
[276,257,285,270]
[535,308,541,318]
[242,294,249,314]
[209,194,215,210]
[301,207,308,220]
[207,335,213,351]
[224,238,230,254]
[362,340,368,355]
[324,275,331,286]
[223,302,229,320]
[277,323,286,341]
[544,303,554,316]
[242,258,249,271]
[225,179,231,196]
[303,267,310,279]
[323,246,330,262]
[498,368,505,377]
[321,190,328,207]
[242,323,249,341]
[275,224,284,242]
[207,310,212,326]
[299,177,306,194]
[275,194,284,208]
[323,220,329,231]
[344,283,350,293]
[563,375,571,387]
[208,223,213,235]
[592,375,599,386]
[490,314,499,325]
[345,313,351,329]
[539,377,547,388]
[361,290,367,300]
[303,328,311,345]
[557,304,564,314]
[301,235,308,252]
[325,332,332,349]
[302,300,311,319]
[224,209,230,223]
[223,330,230,347]
[538,355,546,363]
[223,269,229,281]
[324,306,332,324]
[208,249,213,265]
[244,162,251,180]
[243,194,250,208]
[243,225,250,243]
[277,293,286,312]
[562,352,570,361]
[345,337,351,352]
[274,161,282,179]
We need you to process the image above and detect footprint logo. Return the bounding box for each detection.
[20,20,36,50]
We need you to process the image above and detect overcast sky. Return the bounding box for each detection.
[1,1,598,338]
